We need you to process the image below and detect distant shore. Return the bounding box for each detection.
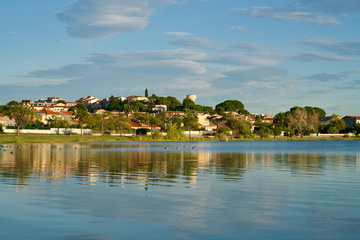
[0,134,359,144]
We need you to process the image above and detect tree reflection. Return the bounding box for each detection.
[0,143,358,187]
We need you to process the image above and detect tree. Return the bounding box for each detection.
[46,115,70,134]
[107,95,119,111]
[287,108,318,137]
[145,88,149,98]
[215,100,245,113]
[328,114,346,134]
[72,103,90,135]
[136,113,161,136]
[4,102,37,135]
[226,117,252,137]
[274,112,288,128]
[305,106,326,119]
[109,114,131,136]
[99,111,111,136]
[182,109,198,138]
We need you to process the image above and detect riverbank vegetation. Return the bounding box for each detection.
[1,93,359,141]
[0,133,359,145]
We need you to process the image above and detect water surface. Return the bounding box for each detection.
[1,141,360,239]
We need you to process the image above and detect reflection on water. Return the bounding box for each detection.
[1,141,360,240]
[1,142,358,187]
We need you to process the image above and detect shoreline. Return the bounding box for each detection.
[0,134,359,144]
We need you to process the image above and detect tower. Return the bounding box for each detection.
[186,93,197,103]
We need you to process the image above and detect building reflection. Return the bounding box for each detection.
[0,143,357,188]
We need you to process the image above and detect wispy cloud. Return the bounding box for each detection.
[299,0,360,15]
[304,70,360,82]
[57,0,183,39]
[292,52,355,62]
[230,26,244,31]
[169,38,221,51]
[0,79,68,87]
[164,32,192,37]
[237,6,341,26]
[300,40,360,55]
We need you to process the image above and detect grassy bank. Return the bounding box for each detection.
[0,133,359,144]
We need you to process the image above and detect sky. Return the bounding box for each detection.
[0,0,360,116]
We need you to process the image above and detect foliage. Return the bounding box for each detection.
[226,117,252,137]
[135,113,161,135]
[182,109,198,137]
[273,112,288,128]
[218,126,231,134]
[72,103,91,135]
[46,116,70,129]
[319,114,346,134]
[3,101,38,135]
[287,108,319,137]
[165,122,184,140]
[215,100,245,114]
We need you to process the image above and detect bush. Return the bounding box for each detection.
[152,130,163,140]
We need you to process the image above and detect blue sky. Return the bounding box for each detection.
[1,0,359,116]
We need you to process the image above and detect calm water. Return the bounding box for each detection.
[1,140,360,240]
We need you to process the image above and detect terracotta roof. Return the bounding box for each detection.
[129,120,150,129]
[162,111,183,114]
[343,116,360,120]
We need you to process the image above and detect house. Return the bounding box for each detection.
[94,109,107,114]
[342,116,360,126]
[34,109,67,124]
[319,116,333,124]
[47,97,65,104]
[76,96,101,109]
[152,105,167,112]
[260,115,274,123]
[0,114,16,128]
[160,111,184,118]
[127,95,148,103]
[102,96,127,109]
[129,119,161,135]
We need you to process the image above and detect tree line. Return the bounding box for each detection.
[1,96,358,138]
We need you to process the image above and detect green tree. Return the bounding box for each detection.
[72,103,90,135]
[304,106,326,119]
[182,109,198,138]
[287,108,318,137]
[226,117,252,137]
[145,88,149,98]
[107,95,120,111]
[274,112,288,128]
[4,102,37,135]
[46,115,70,134]
[136,113,161,135]
[215,100,245,113]
[329,114,346,133]
[109,114,131,136]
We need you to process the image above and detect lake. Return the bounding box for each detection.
[1,140,360,240]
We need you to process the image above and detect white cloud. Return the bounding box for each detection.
[304,70,360,82]
[164,32,192,37]
[230,26,244,31]
[237,6,341,26]
[292,52,355,62]
[299,0,360,15]
[0,79,68,87]
[300,40,360,55]
[169,38,221,51]
[57,0,183,39]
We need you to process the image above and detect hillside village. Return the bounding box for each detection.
[0,92,360,137]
